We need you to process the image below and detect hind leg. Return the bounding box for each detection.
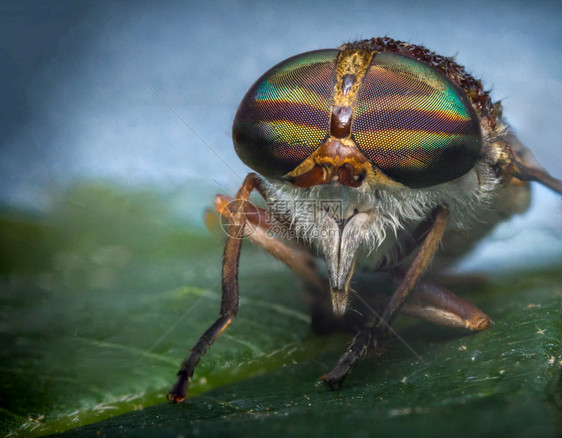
[400,278,491,331]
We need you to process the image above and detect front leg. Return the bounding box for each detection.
[321,326,377,389]
[167,173,262,402]
[323,207,450,388]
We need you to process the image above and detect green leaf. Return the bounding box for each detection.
[1,182,560,437]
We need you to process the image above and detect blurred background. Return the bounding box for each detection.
[1,1,561,435]
[1,0,561,270]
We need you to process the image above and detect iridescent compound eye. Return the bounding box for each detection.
[233,50,337,178]
[353,53,482,187]
[234,47,482,188]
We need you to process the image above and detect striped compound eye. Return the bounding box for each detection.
[233,46,482,188]
[353,53,482,187]
[233,50,338,178]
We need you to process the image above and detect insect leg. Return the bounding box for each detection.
[400,279,491,330]
[509,159,562,194]
[323,207,450,389]
[500,132,562,194]
[167,173,261,403]
[213,193,326,293]
[214,192,336,334]
[375,207,450,329]
[214,193,272,232]
[321,325,375,389]
[215,190,353,338]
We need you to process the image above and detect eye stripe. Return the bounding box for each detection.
[255,81,334,109]
[358,131,475,157]
[249,101,330,127]
[257,120,328,145]
[353,52,481,187]
[355,94,472,118]
[361,132,480,187]
[354,109,475,134]
[357,68,439,98]
[233,44,482,187]
[233,49,337,178]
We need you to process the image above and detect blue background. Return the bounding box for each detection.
[1,0,561,271]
